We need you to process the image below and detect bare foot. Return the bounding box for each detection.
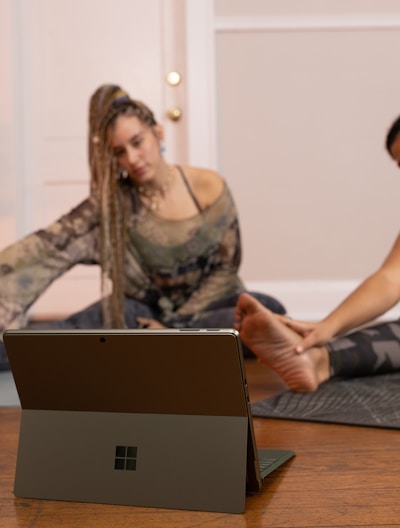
[235,293,329,392]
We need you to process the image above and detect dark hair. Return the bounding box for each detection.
[88,84,158,328]
[385,115,400,155]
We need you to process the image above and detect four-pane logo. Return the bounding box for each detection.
[114,445,138,471]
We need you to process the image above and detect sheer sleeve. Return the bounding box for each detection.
[0,197,100,334]
[176,215,244,315]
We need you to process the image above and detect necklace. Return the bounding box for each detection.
[136,170,174,212]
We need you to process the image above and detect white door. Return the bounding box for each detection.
[12,0,187,317]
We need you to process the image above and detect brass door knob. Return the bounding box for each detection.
[167,107,182,122]
[166,71,182,86]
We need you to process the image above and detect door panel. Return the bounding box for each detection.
[13,0,186,317]
[214,11,400,283]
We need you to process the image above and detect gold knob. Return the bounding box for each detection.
[167,107,182,122]
[166,71,182,86]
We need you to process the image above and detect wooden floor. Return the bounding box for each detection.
[1,359,399,528]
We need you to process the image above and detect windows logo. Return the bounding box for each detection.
[114,445,138,471]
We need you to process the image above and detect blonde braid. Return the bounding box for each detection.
[88,84,157,327]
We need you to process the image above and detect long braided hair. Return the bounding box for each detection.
[88,84,157,328]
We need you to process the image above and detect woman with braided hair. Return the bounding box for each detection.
[0,84,285,369]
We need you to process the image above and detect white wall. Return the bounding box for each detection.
[212,0,400,318]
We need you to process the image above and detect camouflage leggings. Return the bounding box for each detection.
[327,319,400,378]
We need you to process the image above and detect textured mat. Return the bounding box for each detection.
[251,372,400,429]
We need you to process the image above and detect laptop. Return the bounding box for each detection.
[4,328,294,514]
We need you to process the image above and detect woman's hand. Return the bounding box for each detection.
[287,320,336,354]
[275,313,336,354]
[136,317,166,329]
[275,315,316,337]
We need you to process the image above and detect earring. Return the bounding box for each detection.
[119,170,129,179]
[160,143,166,156]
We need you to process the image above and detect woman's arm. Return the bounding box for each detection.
[295,233,400,352]
[0,197,100,333]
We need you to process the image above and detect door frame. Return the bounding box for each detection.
[184,0,217,170]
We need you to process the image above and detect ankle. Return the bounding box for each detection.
[310,345,330,385]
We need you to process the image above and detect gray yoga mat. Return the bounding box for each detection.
[251,372,400,429]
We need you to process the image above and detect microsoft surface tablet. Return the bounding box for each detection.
[4,328,294,513]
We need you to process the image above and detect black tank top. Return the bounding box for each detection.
[175,165,202,213]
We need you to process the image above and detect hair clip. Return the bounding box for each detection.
[112,95,130,108]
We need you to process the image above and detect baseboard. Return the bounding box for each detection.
[29,277,400,324]
[245,280,400,322]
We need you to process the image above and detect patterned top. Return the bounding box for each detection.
[0,178,244,335]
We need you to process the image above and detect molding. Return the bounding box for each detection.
[215,14,400,33]
[184,0,217,169]
[183,8,400,172]
[245,280,400,322]
[31,278,400,324]
[11,0,28,237]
